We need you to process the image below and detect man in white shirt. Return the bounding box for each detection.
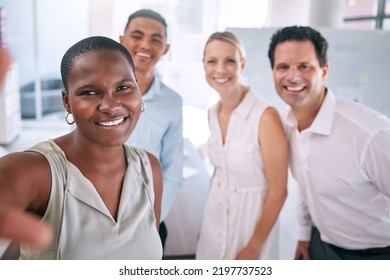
[119,9,184,248]
[268,26,390,260]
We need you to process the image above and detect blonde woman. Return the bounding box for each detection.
[196,31,288,260]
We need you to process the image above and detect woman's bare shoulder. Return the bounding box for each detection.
[0,151,52,211]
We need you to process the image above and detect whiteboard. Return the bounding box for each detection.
[227,27,390,116]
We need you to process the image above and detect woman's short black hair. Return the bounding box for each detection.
[60,36,135,90]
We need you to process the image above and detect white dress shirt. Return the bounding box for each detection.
[285,89,390,250]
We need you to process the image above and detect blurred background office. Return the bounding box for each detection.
[0,0,389,259]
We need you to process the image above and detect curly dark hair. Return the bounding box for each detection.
[268,26,329,69]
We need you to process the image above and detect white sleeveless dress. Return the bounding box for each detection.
[20,139,162,260]
[196,89,280,260]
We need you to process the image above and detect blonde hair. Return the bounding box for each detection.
[203,31,246,61]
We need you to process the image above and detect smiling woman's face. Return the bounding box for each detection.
[203,39,245,94]
[63,49,142,147]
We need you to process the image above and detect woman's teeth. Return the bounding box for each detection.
[98,118,125,127]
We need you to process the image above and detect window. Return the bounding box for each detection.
[344,0,390,30]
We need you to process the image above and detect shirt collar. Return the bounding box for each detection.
[285,89,336,135]
[235,89,256,120]
[142,74,162,101]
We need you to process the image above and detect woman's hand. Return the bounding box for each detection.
[236,244,260,260]
[0,208,52,248]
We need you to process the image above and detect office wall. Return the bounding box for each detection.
[35,0,89,79]
[0,0,89,86]
[228,27,390,116]
[0,0,35,86]
[268,0,311,27]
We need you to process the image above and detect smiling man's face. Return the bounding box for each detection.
[120,17,169,76]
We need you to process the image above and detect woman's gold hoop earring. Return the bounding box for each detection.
[141,102,146,113]
[65,112,75,125]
